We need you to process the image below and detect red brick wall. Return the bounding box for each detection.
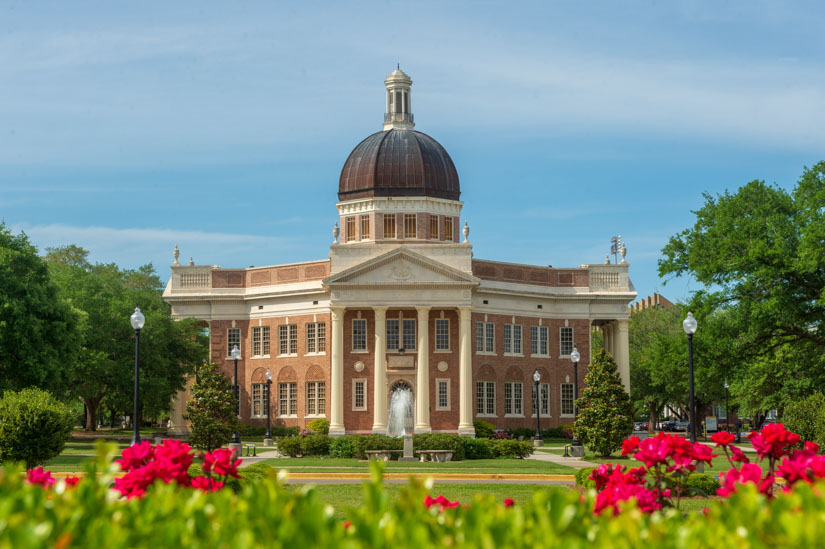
[472,260,589,288]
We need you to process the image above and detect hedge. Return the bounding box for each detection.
[0,388,75,467]
[5,454,825,548]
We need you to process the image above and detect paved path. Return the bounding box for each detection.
[527,449,598,470]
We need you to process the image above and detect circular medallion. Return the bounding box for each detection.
[462,291,470,298]
[438,361,448,372]
[354,361,365,372]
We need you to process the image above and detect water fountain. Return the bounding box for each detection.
[387,386,415,461]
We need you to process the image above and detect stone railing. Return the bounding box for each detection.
[587,264,631,292]
[169,265,216,291]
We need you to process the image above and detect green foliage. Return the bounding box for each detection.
[307,418,330,434]
[185,363,238,451]
[329,435,361,458]
[472,420,495,438]
[300,434,332,456]
[460,437,493,460]
[782,392,825,447]
[488,439,533,459]
[412,433,466,460]
[0,388,75,467]
[541,426,573,440]
[575,350,634,457]
[277,436,303,457]
[354,434,402,459]
[575,466,596,489]
[0,225,80,393]
[504,428,536,440]
[684,473,720,497]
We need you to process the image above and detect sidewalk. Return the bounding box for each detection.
[527,449,598,470]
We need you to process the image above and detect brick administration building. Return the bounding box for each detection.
[163,69,636,436]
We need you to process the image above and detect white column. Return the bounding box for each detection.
[372,307,388,433]
[457,306,475,436]
[415,306,431,433]
[329,307,346,436]
[615,319,631,393]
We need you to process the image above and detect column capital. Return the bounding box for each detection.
[372,306,388,313]
[415,305,432,312]
[330,306,346,320]
[458,305,473,315]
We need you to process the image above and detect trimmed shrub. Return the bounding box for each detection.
[307,418,330,435]
[413,434,465,460]
[461,437,493,460]
[473,420,495,439]
[489,439,533,459]
[575,466,597,489]
[505,428,536,440]
[0,388,75,467]
[684,472,720,497]
[276,436,303,457]
[300,434,331,456]
[541,427,573,440]
[352,434,403,459]
[330,435,360,458]
[782,392,825,448]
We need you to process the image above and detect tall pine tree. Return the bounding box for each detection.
[574,350,634,457]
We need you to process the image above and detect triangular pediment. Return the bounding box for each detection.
[324,248,480,288]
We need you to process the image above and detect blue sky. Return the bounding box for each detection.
[1,1,823,303]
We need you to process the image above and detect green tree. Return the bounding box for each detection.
[782,392,825,447]
[186,362,238,451]
[0,224,79,392]
[45,246,207,430]
[575,350,634,456]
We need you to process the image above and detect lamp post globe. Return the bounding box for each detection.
[683,312,698,443]
[570,347,582,447]
[231,345,242,445]
[130,307,145,446]
[265,370,273,442]
[533,370,542,442]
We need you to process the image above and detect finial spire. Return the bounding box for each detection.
[397,62,400,70]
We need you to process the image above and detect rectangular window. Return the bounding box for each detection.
[346,216,356,242]
[227,328,241,357]
[436,379,450,410]
[504,324,522,355]
[504,382,523,416]
[532,382,549,416]
[430,215,439,239]
[531,326,548,356]
[383,215,396,239]
[306,322,326,354]
[476,381,495,416]
[278,324,298,355]
[435,318,450,351]
[352,318,367,351]
[444,217,454,241]
[252,326,270,357]
[278,382,297,416]
[386,319,399,351]
[306,381,326,416]
[560,327,574,356]
[360,215,370,240]
[404,213,417,239]
[475,322,494,353]
[252,383,269,417]
[402,319,416,350]
[353,379,367,411]
[561,383,575,416]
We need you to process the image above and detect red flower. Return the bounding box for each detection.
[711,431,735,447]
[730,445,750,463]
[690,443,717,464]
[203,448,242,479]
[64,476,81,487]
[748,424,800,461]
[189,476,224,492]
[717,463,769,497]
[594,482,662,515]
[424,494,460,511]
[777,442,825,489]
[503,498,515,507]
[26,467,55,487]
[116,441,156,472]
[621,436,640,456]
[342,521,352,530]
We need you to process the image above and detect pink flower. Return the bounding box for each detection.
[730,445,750,463]
[203,448,242,479]
[26,467,55,487]
[711,432,735,447]
[690,443,717,464]
[64,476,81,487]
[424,494,460,511]
[621,436,640,456]
[717,463,770,497]
[503,498,515,507]
[116,441,155,472]
[594,482,662,515]
[748,424,800,461]
[777,442,825,489]
[189,476,224,492]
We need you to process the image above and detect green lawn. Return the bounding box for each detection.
[258,457,574,474]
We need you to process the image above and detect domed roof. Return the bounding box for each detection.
[338,129,460,201]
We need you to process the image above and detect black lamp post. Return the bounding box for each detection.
[129,307,145,446]
[724,379,730,433]
[683,312,698,444]
[570,347,582,447]
[231,345,242,445]
[265,370,273,440]
[533,370,542,443]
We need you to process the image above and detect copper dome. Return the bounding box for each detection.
[338,129,460,201]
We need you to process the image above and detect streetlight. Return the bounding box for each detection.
[129,307,145,446]
[231,345,242,446]
[724,379,730,433]
[265,370,273,445]
[533,370,543,444]
[682,312,698,444]
[570,347,582,447]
